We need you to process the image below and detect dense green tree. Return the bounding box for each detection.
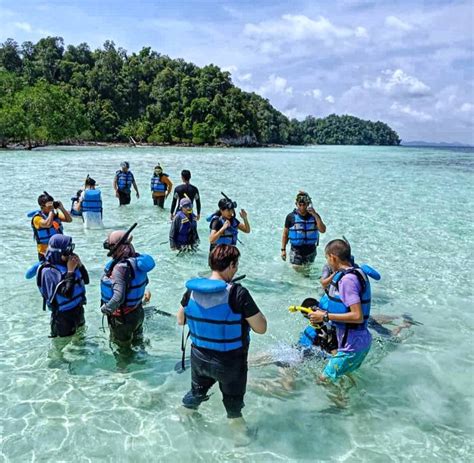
[0,37,400,148]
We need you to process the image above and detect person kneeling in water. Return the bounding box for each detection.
[36,234,88,337]
[177,245,267,425]
[100,226,155,348]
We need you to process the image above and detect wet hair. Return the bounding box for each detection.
[181,169,191,181]
[325,239,352,262]
[85,176,96,186]
[209,244,240,272]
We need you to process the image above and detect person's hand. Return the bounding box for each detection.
[67,254,80,272]
[100,304,113,316]
[221,220,231,231]
[309,309,326,324]
[170,214,174,221]
[136,191,140,199]
[46,201,54,209]
[239,209,248,220]
[281,250,287,261]
[115,190,119,198]
[143,290,151,304]
[307,206,317,217]
[196,214,200,221]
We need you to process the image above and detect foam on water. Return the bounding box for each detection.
[1,145,473,461]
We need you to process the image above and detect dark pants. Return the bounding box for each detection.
[289,246,317,265]
[107,306,144,347]
[38,253,46,262]
[183,345,248,418]
[153,195,165,208]
[50,305,85,337]
[118,190,131,205]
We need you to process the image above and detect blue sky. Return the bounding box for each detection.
[1,0,473,143]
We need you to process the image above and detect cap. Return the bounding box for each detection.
[121,161,130,168]
[180,198,192,208]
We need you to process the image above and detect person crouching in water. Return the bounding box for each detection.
[281,191,326,271]
[36,234,88,337]
[77,176,103,228]
[177,245,267,428]
[150,164,173,208]
[100,228,155,347]
[169,198,200,252]
[208,195,250,252]
[309,239,372,382]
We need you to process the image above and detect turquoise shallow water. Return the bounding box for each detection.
[1,145,473,462]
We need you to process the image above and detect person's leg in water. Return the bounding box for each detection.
[118,190,131,206]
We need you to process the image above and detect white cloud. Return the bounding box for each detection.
[325,95,335,104]
[238,72,252,82]
[460,103,473,113]
[364,69,430,97]
[14,21,32,32]
[303,88,322,100]
[244,14,368,52]
[258,74,293,96]
[390,102,433,121]
[284,107,306,120]
[222,66,252,83]
[385,15,413,32]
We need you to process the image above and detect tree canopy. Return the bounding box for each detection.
[0,37,400,148]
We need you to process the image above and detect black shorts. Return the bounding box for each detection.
[183,345,248,418]
[118,190,131,205]
[153,195,165,207]
[289,246,317,265]
[51,305,85,337]
[107,306,144,347]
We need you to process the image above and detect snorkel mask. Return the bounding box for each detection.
[103,223,137,257]
[220,192,237,210]
[295,192,311,206]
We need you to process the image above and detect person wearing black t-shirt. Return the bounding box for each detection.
[170,170,201,220]
[281,191,326,270]
[177,245,267,429]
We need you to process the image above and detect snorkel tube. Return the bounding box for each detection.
[104,222,137,257]
[220,192,237,210]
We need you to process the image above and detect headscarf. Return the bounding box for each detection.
[45,234,73,265]
[107,230,135,260]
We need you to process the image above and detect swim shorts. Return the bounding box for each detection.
[323,348,370,382]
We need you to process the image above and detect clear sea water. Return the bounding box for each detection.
[1,145,473,462]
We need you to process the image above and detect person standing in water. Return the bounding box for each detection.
[30,192,72,261]
[177,244,267,428]
[309,239,373,382]
[114,162,139,206]
[170,169,201,220]
[76,176,103,228]
[100,226,155,347]
[150,164,173,208]
[208,194,250,252]
[169,198,200,251]
[281,191,326,270]
[36,234,88,337]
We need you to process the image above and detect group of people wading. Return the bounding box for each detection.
[27,158,400,434]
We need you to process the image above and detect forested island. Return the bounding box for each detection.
[0,37,401,149]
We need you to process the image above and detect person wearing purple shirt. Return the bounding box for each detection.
[310,239,372,382]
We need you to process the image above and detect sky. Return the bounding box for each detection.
[1,0,473,144]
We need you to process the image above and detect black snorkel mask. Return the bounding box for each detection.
[221,192,237,210]
[103,223,137,257]
[62,242,75,257]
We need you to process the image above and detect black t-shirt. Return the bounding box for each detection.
[170,183,201,215]
[285,211,317,255]
[181,283,260,319]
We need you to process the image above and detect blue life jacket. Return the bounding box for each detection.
[326,266,373,331]
[150,175,167,192]
[30,211,63,245]
[100,254,155,308]
[208,215,239,246]
[37,263,86,312]
[175,211,197,246]
[288,211,319,247]
[184,278,248,352]
[299,325,320,348]
[81,189,102,214]
[116,171,134,192]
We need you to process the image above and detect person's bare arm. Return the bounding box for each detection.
[281,227,289,261]
[57,201,72,223]
[311,210,326,233]
[238,209,250,233]
[177,305,186,325]
[310,303,363,325]
[132,179,140,198]
[209,219,230,243]
[320,273,335,289]
[246,312,267,334]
